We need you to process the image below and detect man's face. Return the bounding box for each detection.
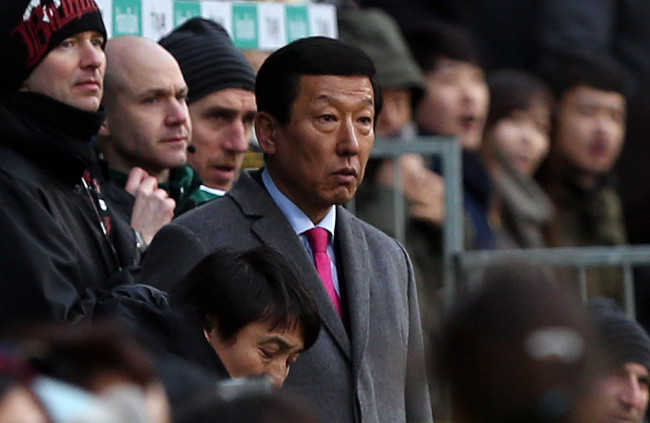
[377,89,413,138]
[415,58,489,151]
[187,88,256,191]
[554,85,626,176]
[597,362,649,423]
[258,75,375,223]
[102,44,190,179]
[24,31,106,112]
[206,320,305,389]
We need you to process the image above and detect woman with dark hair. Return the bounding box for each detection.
[480,69,554,248]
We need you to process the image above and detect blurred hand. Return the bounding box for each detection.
[375,154,446,226]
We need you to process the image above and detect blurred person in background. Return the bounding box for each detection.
[439,264,606,423]
[536,52,628,302]
[480,69,554,248]
[588,298,650,423]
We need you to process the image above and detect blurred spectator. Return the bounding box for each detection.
[176,392,321,423]
[588,298,650,423]
[538,0,650,246]
[0,0,138,331]
[537,52,628,301]
[19,322,171,423]
[99,36,217,246]
[481,69,554,248]
[0,351,50,423]
[405,21,493,251]
[439,264,604,423]
[159,18,257,195]
[338,8,444,240]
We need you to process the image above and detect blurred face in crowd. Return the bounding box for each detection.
[596,362,649,423]
[377,89,413,138]
[188,88,256,191]
[0,385,47,423]
[256,75,376,223]
[23,31,106,112]
[484,98,551,175]
[553,85,626,177]
[100,37,190,182]
[206,319,305,389]
[415,57,489,151]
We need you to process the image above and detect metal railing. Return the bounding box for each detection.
[366,137,650,318]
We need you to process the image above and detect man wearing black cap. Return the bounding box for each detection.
[589,299,650,423]
[0,0,138,330]
[159,17,257,195]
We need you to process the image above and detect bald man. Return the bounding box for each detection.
[98,36,218,246]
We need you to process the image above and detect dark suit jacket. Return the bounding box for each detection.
[139,169,432,423]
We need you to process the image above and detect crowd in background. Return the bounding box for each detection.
[2,0,650,422]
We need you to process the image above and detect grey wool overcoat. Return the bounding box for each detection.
[139,169,433,423]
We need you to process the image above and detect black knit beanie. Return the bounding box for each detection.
[159,17,256,104]
[588,298,650,371]
[0,0,107,91]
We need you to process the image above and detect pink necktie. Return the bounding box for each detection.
[306,227,343,318]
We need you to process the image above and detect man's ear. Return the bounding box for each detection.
[255,111,278,155]
[98,116,110,137]
[203,313,218,340]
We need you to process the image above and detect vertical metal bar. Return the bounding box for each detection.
[393,155,405,244]
[441,139,463,312]
[623,263,636,319]
[578,266,588,303]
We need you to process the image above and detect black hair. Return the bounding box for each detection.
[177,392,321,423]
[439,264,601,423]
[537,51,629,100]
[21,322,156,391]
[255,36,382,125]
[403,21,483,74]
[486,69,553,129]
[172,247,321,350]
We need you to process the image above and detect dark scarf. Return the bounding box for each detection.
[0,90,106,184]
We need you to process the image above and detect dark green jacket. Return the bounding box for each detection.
[104,165,219,223]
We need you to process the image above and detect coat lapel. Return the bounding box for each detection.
[229,170,352,359]
[336,208,371,375]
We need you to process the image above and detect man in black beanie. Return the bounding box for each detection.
[0,0,139,331]
[159,17,257,195]
[589,298,650,423]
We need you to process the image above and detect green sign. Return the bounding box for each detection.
[113,0,141,36]
[173,1,201,28]
[286,6,309,43]
[232,3,258,49]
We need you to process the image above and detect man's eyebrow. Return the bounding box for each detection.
[315,94,374,107]
[261,336,303,351]
[138,86,185,98]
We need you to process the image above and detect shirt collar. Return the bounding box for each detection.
[261,168,336,237]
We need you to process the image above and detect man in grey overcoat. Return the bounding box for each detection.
[139,36,433,423]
